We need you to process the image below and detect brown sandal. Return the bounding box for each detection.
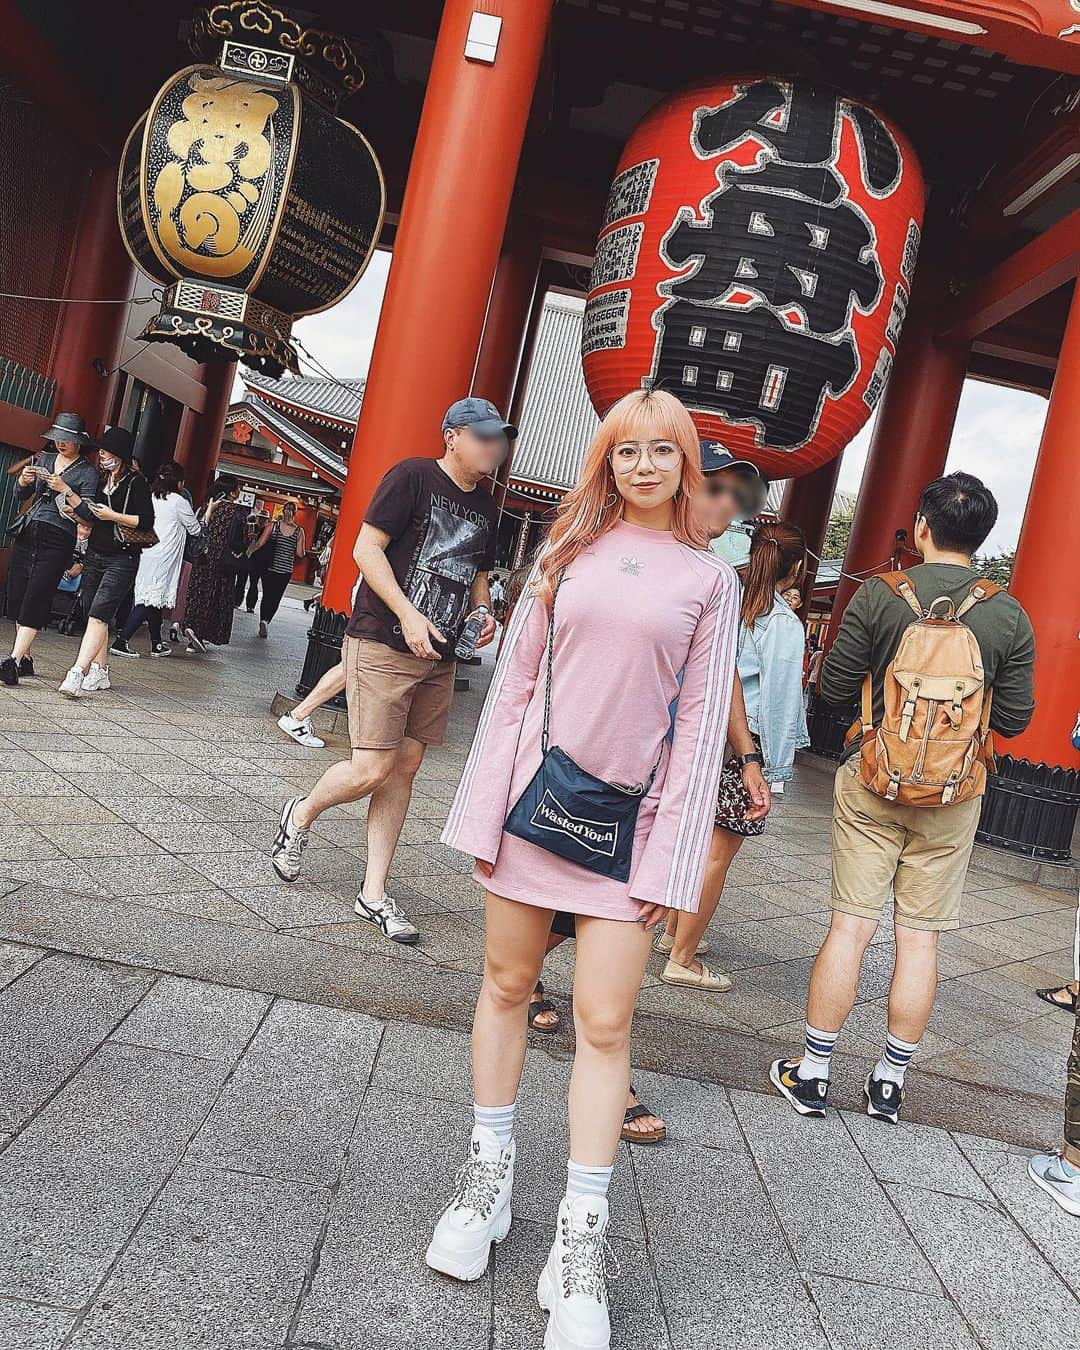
[528,981,560,1033]
[621,1084,666,1145]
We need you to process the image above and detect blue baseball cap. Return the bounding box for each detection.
[699,440,765,480]
[442,397,518,441]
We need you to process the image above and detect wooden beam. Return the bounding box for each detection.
[937,208,1080,345]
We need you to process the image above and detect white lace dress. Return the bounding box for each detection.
[133,492,201,609]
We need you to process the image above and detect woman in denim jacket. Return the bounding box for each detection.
[661,521,808,991]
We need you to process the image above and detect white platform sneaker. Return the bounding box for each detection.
[537,1194,618,1350]
[426,1125,514,1281]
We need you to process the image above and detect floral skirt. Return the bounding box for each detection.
[715,735,767,838]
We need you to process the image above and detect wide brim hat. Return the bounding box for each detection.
[93,425,136,462]
[41,411,91,445]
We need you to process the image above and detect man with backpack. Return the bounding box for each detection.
[771,472,1035,1124]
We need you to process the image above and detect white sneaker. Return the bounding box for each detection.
[652,929,709,957]
[426,1125,514,1281]
[270,797,309,882]
[1028,1152,1080,1216]
[81,662,111,693]
[58,666,84,700]
[537,1194,617,1350]
[354,891,420,945]
[183,627,207,654]
[277,713,325,749]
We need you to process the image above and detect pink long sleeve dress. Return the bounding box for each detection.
[441,520,740,920]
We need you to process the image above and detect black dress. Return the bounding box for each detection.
[184,501,240,646]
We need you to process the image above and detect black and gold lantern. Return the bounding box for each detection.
[117,2,385,376]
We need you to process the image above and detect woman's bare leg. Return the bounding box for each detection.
[473,892,559,1107]
[11,625,38,663]
[668,827,745,973]
[72,618,108,674]
[568,915,653,1166]
[290,662,346,722]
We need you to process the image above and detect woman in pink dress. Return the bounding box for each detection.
[426,390,740,1349]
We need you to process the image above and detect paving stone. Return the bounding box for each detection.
[294,1089,491,1350]
[175,794,277,824]
[0,827,63,862]
[4,796,121,825]
[94,796,213,827]
[0,940,44,992]
[0,953,153,1133]
[0,773,80,797]
[0,1298,76,1349]
[90,855,219,898]
[0,858,104,896]
[493,1219,668,1350]
[840,1110,993,1200]
[0,884,483,1030]
[0,1041,227,1304]
[808,1275,978,1348]
[69,1165,328,1350]
[730,1089,938,1292]
[956,1134,1080,1297]
[34,823,164,860]
[112,887,275,930]
[633,1134,829,1347]
[188,998,381,1186]
[887,1181,1080,1348]
[115,976,271,1061]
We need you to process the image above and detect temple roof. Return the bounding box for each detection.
[230,393,348,486]
[242,370,364,427]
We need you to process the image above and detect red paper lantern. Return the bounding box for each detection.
[582,78,925,478]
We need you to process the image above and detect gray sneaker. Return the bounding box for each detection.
[271,797,309,882]
[1028,1151,1080,1216]
[354,891,420,945]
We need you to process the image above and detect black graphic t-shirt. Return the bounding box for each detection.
[346,457,498,659]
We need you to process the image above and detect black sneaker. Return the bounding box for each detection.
[770,1057,829,1117]
[109,639,139,659]
[864,1072,903,1124]
[17,656,34,678]
[0,657,18,686]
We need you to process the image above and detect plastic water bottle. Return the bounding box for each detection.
[454,606,489,660]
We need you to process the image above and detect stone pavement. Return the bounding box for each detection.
[0,598,1076,1348]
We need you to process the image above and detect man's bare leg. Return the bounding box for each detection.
[362,736,426,901]
[292,747,396,831]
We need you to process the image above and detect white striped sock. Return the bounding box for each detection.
[798,1022,840,1080]
[474,1101,516,1149]
[566,1159,613,1201]
[874,1031,919,1086]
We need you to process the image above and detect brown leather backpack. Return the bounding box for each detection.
[844,571,1002,808]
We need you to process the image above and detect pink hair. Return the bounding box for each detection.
[535,389,706,604]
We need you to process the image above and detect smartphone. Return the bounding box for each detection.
[29,465,52,478]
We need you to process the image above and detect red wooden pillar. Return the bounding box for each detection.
[471,225,543,411]
[828,288,969,641]
[322,0,555,612]
[999,282,1080,770]
[779,454,843,620]
[51,157,134,431]
[176,359,235,507]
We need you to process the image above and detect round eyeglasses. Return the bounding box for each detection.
[608,440,684,473]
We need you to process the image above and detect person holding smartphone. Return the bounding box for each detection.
[54,426,154,698]
[2,412,99,686]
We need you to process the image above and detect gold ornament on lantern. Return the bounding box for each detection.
[118,1,385,376]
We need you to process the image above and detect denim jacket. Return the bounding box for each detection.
[738,593,809,783]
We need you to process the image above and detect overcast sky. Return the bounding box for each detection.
[256,248,1044,556]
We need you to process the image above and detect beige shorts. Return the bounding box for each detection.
[830,759,982,931]
[343,636,455,750]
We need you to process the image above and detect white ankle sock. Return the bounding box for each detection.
[797,1022,839,1081]
[873,1031,919,1086]
[566,1159,613,1202]
[474,1102,515,1149]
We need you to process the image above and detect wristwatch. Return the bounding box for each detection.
[736,751,764,767]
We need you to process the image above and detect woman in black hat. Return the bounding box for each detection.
[2,412,101,686]
[54,426,155,699]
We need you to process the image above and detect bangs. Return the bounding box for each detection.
[598,390,701,466]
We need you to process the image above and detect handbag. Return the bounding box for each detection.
[503,574,663,882]
[112,475,159,549]
[183,529,207,563]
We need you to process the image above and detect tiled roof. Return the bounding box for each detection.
[508,295,599,493]
[238,393,347,486]
[242,369,364,425]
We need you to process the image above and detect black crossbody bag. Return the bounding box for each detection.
[503,575,663,882]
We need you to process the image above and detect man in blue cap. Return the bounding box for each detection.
[271,397,515,945]
[698,441,769,569]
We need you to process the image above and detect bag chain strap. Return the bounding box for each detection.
[539,570,663,794]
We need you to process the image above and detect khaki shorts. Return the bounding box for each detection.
[830,759,982,931]
[343,636,455,750]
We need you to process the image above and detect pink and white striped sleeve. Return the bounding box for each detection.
[629,558,739,913]
[441,569,550,866]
